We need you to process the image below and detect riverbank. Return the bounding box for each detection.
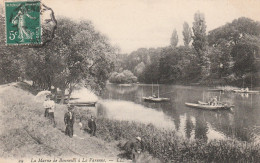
[1,83,260,162]
[0,83,122,162]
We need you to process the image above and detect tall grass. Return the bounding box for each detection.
[92,117,260,162]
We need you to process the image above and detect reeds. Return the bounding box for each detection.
[94,117,260,162]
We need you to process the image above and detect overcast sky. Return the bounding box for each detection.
[4,0,260,54]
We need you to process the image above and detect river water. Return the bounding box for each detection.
[99,84,260,142]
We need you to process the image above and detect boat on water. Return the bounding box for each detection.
[207,88,225,92]
[232,76,259,93]
[142,82,170,103]
[143,96,170,102]
[185,101,234,110]
[232,89,259,93]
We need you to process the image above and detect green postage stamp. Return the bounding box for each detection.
[5,0,41,45]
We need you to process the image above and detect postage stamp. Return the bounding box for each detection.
[5,0,41,45]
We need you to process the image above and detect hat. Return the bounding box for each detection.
[67,104,74,109]
[136,136,141,141]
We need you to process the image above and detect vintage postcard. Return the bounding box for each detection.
[1,0,260,163]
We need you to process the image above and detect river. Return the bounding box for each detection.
[99,84,260,143]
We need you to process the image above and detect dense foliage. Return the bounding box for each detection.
[0,15,117,101]
[109,70,137,84]
[117,15,260,86]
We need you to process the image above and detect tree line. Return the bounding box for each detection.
[113,12,260,87]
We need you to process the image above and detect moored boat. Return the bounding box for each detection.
[207,88,224,92]
[143,96,170,102]
[185,102,233,110]
[142,82,170,103]
[232,89,259,93]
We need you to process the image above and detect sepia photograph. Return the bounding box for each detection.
[1,0,260,162]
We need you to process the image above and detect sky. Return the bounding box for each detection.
[2,0,260,53]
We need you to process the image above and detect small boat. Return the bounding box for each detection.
[66,102,97,107]
[143,96,170,102]
[233,77,259,93]
[142,82,170,103]
[185,101,234,110]
[207,88,224,92]
[232,89,259,93]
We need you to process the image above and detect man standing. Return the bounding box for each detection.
[88,115,96,136]
[64,104,75,138]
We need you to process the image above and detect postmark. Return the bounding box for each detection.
[5,0,41,45]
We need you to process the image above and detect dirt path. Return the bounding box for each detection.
[0,83,127,162]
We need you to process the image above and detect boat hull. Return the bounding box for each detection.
[233,89,259,93]
[143,97,170,102]
[185,102,232,110]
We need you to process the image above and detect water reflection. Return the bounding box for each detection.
[101,84,260,142]
[97,100,175,129]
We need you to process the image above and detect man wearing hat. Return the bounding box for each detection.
[64,104,75,138]
[123,136,144,161]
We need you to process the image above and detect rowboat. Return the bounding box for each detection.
[232,89,259,93]
[207,89,224,92]
[185,102,233,110]
[143,96,170,102]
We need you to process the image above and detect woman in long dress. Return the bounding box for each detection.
[12,5,36,42]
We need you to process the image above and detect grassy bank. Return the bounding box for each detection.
[2,83,260,162]
[0,83,120,159]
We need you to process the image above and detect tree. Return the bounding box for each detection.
[109,70,137,84]
[192,11,209,79]
[208,17,260,86]
[134,62,145,77]
[0,16,28,84]
[170,29,178,48]
[22,18,116,103]
[183,22,192,47]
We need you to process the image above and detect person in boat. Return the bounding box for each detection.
[212,96,218,106]
[208,96,217,106]
[152,94,158,98]
[123,136,144,161]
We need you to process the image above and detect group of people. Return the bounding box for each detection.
[43,94,143,161]
[208,96,218,106]
[43,95,97,138]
